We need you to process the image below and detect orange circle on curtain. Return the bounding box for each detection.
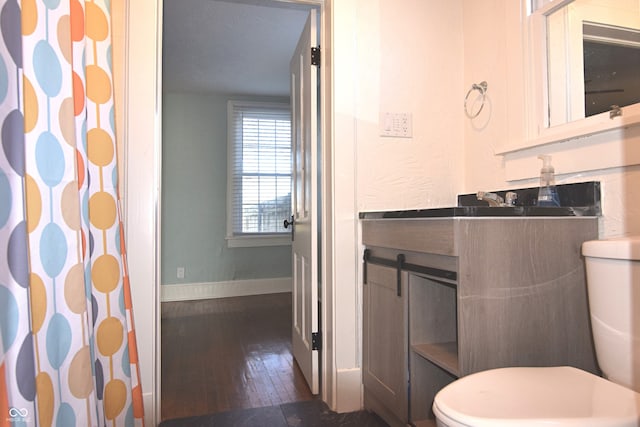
[104,379,126,420]
[127,330,138,363]
[92,254,120,294]
[85,2,109,42]
[97,316,124,357]
[21,0,37,36]
[76,149,86,189]
[87,128,114,166]
[70,0,85,42]
[88,191,116,230]
[36,371,54,427]
[23,76,38,133]
[69,346,93,398]
[87,65,112,105]
[64,263,86,314]
[25,174,42,233]
[71,74,85,117]
[29,273,46,333]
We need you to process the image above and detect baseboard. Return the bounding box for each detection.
[335,367,362,413]
[161,277,292,302]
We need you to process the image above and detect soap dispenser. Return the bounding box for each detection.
[537,155,560,207]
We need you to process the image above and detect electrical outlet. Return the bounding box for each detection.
[380,112,413,138]
[177,267,185,279]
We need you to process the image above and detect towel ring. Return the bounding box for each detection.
[464,81,488,119]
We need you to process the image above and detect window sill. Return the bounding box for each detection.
[226,235,291,248]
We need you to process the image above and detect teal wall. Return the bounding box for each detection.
[161,92,292,285]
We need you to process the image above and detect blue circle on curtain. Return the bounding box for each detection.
[84,264,92,299]
[0,285,19,351]
[109,104,115,135]
[40,223,68,278]
[0,170,11,227]
[118,284,125,316]
[88,230,95,258]
[82,189,90,227]
[55,403,76,427]
[0,55,8,103]
[114,223,121,254]
[125,404,134,427]
[111,166,118,194]
[16,333,36,401]
[46,313,72,369]
[81,119,87,152]
[106,45,113,72]
[94,358,105,399]
[91,293,99,326]
[36,131,65,187]
[8,221,29,288]
[0,0,23,69]
[121,343,131,377]
[2,109,25,176]
[33,40,62,98]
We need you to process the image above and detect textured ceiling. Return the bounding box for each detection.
[162,0,314,97]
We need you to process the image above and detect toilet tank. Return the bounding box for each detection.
[582,236,640,392]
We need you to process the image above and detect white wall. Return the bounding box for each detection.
[355,1,465,211]
[462,0,640,238]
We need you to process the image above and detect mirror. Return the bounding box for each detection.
[546,0,640,127]
[508,0,640,152]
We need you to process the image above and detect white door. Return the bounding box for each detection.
[288,8,319,394]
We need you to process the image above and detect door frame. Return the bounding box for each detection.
[124,1,333,425]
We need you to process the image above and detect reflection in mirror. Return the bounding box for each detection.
[545,0,640,127]
[583,22,640,117]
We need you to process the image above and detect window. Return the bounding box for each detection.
[227,101,292,247]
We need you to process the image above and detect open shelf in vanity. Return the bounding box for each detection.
[361,215,600,427]
[409,272,459,422]
[409,273,458,371]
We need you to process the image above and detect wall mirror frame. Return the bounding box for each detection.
[501,0,640,153]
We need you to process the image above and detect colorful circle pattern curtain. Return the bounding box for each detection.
[0,1,144,426]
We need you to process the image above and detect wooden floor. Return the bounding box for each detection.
[160,292,315,421]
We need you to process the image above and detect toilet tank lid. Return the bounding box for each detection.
[582,236,640,261]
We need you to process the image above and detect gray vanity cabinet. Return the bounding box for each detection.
[362,262,408,426]
[361,216,599,426]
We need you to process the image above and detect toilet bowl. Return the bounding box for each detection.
[433,236,640,427]
[433,366,640,427]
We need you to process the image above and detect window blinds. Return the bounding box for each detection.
[228,102,292,236]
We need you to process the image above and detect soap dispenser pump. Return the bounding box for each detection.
[537,155,560,207]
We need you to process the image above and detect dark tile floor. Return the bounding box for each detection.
[158,399,389,427]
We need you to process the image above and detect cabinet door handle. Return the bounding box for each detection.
[396,254,405,297]
[363,249,371,285]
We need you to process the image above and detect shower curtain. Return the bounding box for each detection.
[0,1,144,426]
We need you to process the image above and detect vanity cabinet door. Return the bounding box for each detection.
[363,262,408,426]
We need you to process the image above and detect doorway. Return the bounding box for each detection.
[159,0,321,421]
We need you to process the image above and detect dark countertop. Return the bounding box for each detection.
[359,205,598,219]
[360,181,601,219]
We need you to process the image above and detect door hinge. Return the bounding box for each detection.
[311,46,320,66]
[312,332,322,350]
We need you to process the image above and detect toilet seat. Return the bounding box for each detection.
[432,366,640,427]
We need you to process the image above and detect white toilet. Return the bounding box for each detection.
[433,236,640,427]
